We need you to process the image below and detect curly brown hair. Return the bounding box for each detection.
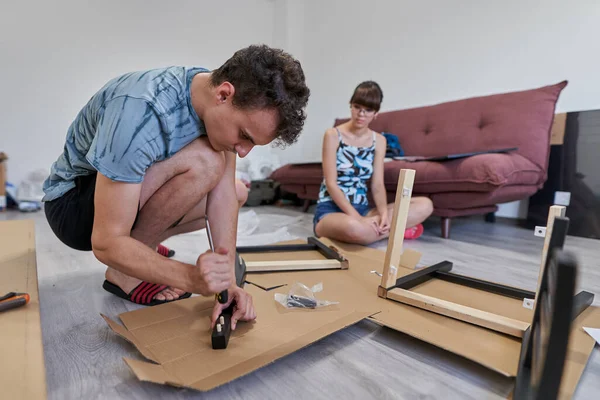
[209,44,310,148]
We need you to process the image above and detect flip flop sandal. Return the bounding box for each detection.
[102,280,192,306]
[157,244,175,258]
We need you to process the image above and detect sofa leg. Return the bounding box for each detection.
[441,217,451,239]
[484,212,496,223]
[302,199,311,213]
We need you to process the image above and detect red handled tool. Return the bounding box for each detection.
[0,292,30,313]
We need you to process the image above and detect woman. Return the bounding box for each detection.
[313,81,433,245]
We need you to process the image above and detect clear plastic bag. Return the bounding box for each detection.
[274,282,339,309]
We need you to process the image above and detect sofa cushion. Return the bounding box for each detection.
[335,81,568,172]
[383,153,544,193]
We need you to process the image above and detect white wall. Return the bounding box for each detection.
[279,0,600,218]
[4,0,600,218]
[0,0,275,188]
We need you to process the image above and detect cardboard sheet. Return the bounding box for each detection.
[250,238,600,389]
[247,239,525,376]
[313,238,600,396]
[0,220,47,399]
[103,268,381,391]
[557,307,600,399]
[103,236,599,396]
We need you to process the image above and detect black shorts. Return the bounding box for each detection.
[45,173,101,251]
[45,173,182,251]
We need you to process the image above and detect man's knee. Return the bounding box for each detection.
[185,138,226,183]
[235,179,249,207]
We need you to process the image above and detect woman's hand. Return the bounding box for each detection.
[361,215,382,235]
[378,210,390,234]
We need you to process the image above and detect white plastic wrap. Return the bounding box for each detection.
[16,169,47,203]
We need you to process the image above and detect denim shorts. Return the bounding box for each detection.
[313,200,370,233]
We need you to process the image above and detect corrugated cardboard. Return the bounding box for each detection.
[244,240,525,376]
[102,267,381,392]
[557,306,600,399]
[0,220,47,399]
[245,238,600,397]
[103,236,599,396]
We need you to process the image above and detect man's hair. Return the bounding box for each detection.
[210,44,310,147]
[350,81,383,112]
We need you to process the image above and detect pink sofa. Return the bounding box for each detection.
[270,81,568,238]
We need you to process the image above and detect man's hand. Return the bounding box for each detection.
[211,286,257,330]
[192,247,233,296]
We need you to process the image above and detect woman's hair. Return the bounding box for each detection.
[350,81,383,112]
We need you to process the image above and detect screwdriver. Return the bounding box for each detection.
[0,292,30,313]
[205,215,228,304]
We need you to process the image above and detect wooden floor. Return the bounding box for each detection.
[2,206,599,399]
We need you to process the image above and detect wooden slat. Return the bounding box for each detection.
[387,288,530,338]
[245,259,342,272]
[380,169,415,291]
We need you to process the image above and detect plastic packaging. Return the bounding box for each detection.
[274,282,338,309]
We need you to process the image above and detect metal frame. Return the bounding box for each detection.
[212,302,234,350]
[377,168,593,338]
[513,249,579,400]
[212,251,248,349]
[381,261,532,337]
[236,237,349,273]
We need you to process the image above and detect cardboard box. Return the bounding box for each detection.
[103,268,381,391]
[0,152,7,211]
[0,220,47,398]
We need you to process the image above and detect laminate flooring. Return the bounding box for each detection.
[2,206,599,399]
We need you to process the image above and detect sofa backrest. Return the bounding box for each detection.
[335,81,567,170]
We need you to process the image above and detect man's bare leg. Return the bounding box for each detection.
[149,179,249,298]
[105,174,249,300]
[155,179,248,244]
[105,137,227,301]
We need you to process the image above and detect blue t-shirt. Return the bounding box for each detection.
[42,66,209,202]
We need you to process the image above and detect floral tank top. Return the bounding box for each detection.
[318,128,376,206]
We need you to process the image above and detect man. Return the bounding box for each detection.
[42,44,310,329]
